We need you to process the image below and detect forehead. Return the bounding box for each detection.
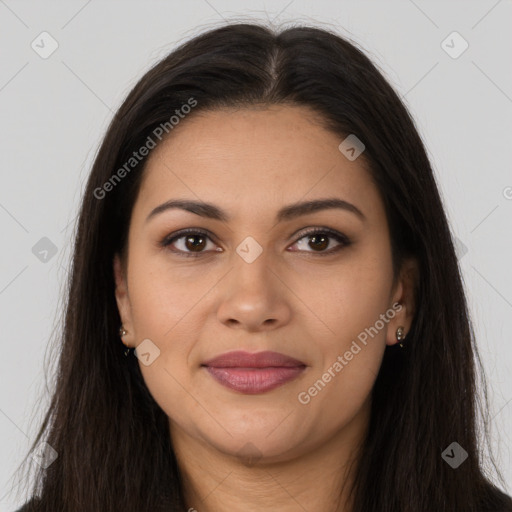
[134,105,381,222]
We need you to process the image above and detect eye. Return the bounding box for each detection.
[160,228,221,258]
[288,227,351,256]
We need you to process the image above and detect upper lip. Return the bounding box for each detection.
[202,350,306,368]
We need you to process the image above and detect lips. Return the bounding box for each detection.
[202,350,306,368]
[201,350,307,394]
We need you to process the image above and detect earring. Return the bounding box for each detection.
[119,325,131,356]
[396,326,406,348]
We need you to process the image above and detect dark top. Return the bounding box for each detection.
[13,485,512,511]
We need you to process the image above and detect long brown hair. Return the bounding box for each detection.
[11,21,512,511]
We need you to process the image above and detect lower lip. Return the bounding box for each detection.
[204,366,306,394]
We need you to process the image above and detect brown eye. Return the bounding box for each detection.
[306,233,329,251]
[182,233,207,252]
[289,228,351,256]
[161,229,220,257]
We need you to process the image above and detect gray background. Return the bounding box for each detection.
[1,0,511,509]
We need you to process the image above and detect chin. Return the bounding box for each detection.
[192,411,312,463]
[208,432,305,465]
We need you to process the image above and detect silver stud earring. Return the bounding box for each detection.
[396,326,406,348]
[119,325,132,356]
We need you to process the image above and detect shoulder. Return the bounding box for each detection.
[478,484,512,512]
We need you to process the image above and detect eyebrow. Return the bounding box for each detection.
[145,197,366,224]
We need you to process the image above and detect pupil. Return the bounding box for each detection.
[310,234,328,251]
[186,235,206,251]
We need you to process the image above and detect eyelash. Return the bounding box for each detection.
[160,227,351,258]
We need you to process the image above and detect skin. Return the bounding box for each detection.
[113,105,418,512]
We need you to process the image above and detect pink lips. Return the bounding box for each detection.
[202,350,306,394]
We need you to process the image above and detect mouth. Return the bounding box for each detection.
[201,350,307,394]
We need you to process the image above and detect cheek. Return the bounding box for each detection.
[128,272,198,424]
[293,250,392,416]
[127,249,213,341]
[304,254,393,344]
[296,298,387,435]
[126,253,218,408]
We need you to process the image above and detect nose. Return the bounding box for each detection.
[216,253,292,332]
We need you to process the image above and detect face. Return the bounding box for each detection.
[113,105,416,465]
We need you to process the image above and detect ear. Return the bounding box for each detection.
[386,257,418,347]
[113,253,134,348]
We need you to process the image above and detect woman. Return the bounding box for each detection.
[11,21,512,512]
